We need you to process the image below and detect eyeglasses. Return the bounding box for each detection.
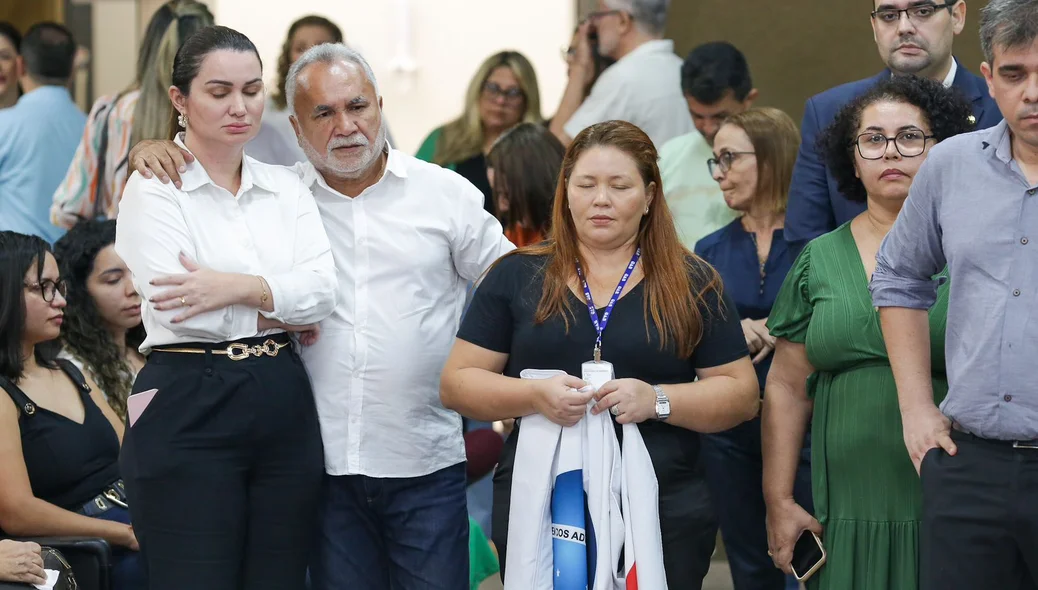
[482,82,524,104]
[24,279,68,303]
[871,2,956,25]
[707,151,755,176]
[852,130,935,160]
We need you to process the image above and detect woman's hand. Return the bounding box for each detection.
[0,540,45,585]
[131,139,194,189]
[592,378,657,424]
[295,324,321,347]
[901,402,956,475]
[121,524,140,551]
[748,319,776,364]
[742,318,765,354]
[150,253,251,322]
[766,499,822,575]
[531,375,593,427]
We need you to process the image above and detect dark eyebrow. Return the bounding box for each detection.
[99,268,124,278]
[348,96,369,105]
[997,64,1026,75]
[876,0,936,8]
[205,78,263,87]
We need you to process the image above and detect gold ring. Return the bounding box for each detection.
[180,296,187,306]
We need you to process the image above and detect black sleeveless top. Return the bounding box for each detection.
[0,360,121,510]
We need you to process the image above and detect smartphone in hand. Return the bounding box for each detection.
[791,530,826,582]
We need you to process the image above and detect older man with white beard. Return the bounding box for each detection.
[128,43,514,590]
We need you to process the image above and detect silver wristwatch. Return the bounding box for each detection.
[652,385,671,421]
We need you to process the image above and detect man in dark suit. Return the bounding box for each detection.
[785,0,1002,252]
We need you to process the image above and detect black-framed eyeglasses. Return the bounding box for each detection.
[24,279,68,303]
[707,151,755,176]
[482,82,524,103]
[871,2,957,25]
[852,130,935,160]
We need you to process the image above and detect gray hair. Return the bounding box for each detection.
[607,0,670,36]
[979,0,1038,64]
[285,43,380,116]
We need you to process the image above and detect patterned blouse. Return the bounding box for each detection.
[51,90,139,228]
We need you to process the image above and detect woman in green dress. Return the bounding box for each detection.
[760,76,975,589]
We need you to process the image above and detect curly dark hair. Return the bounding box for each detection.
[270,15,343,111]
[54,220,145,419]
[819,75,975,203]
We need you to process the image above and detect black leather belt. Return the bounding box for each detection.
[76,480,128,517]
[951,422,1038,449]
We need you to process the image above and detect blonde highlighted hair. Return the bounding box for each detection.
[434,51,543,165]
[131,0,213,145]
[721,107,800,215]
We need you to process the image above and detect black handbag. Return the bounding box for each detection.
[0,547,76,590]
[41,547,77,590]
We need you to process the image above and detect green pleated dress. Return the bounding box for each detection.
[767,223,949,590]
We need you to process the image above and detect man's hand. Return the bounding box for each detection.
[569,20,596,88]
[130,139,195,189]
[0,540,45,585]
[901,402,957,474]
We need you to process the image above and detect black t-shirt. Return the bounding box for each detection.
[457,252,748,489]
[454,154,494,215]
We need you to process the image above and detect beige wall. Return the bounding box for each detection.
[90,0,138,98]
[211,0,574,154]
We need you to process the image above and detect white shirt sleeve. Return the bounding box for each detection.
[115,174,259,341]
[449,177,515,281]
[563,71,625,140]
[260,177,339,325]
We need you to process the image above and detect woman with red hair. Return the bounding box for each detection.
[440,120,760,587]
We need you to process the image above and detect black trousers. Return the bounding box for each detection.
[120,337,324,590]
[921,430,1038,590]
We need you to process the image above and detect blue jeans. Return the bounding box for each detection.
[95,506,146,590]
[701,416,813,590]
[310,463,469,590]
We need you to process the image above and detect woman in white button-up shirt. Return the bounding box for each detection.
[114,26,337,590]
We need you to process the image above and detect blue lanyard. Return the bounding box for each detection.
[575,248,641,362]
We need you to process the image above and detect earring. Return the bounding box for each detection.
[644,206,650,214]
[178,112,188,128]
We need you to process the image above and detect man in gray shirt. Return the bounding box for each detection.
[871,1,1038,588]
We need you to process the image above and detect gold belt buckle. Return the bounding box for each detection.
[260,339,281,357]
[226,343,251,361]
[225,339,282,361]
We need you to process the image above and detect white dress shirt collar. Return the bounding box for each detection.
[942,58,958,89]
[174,133,278,195]
[299,145,406,198]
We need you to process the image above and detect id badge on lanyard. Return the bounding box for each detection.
[575,247,640,388]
